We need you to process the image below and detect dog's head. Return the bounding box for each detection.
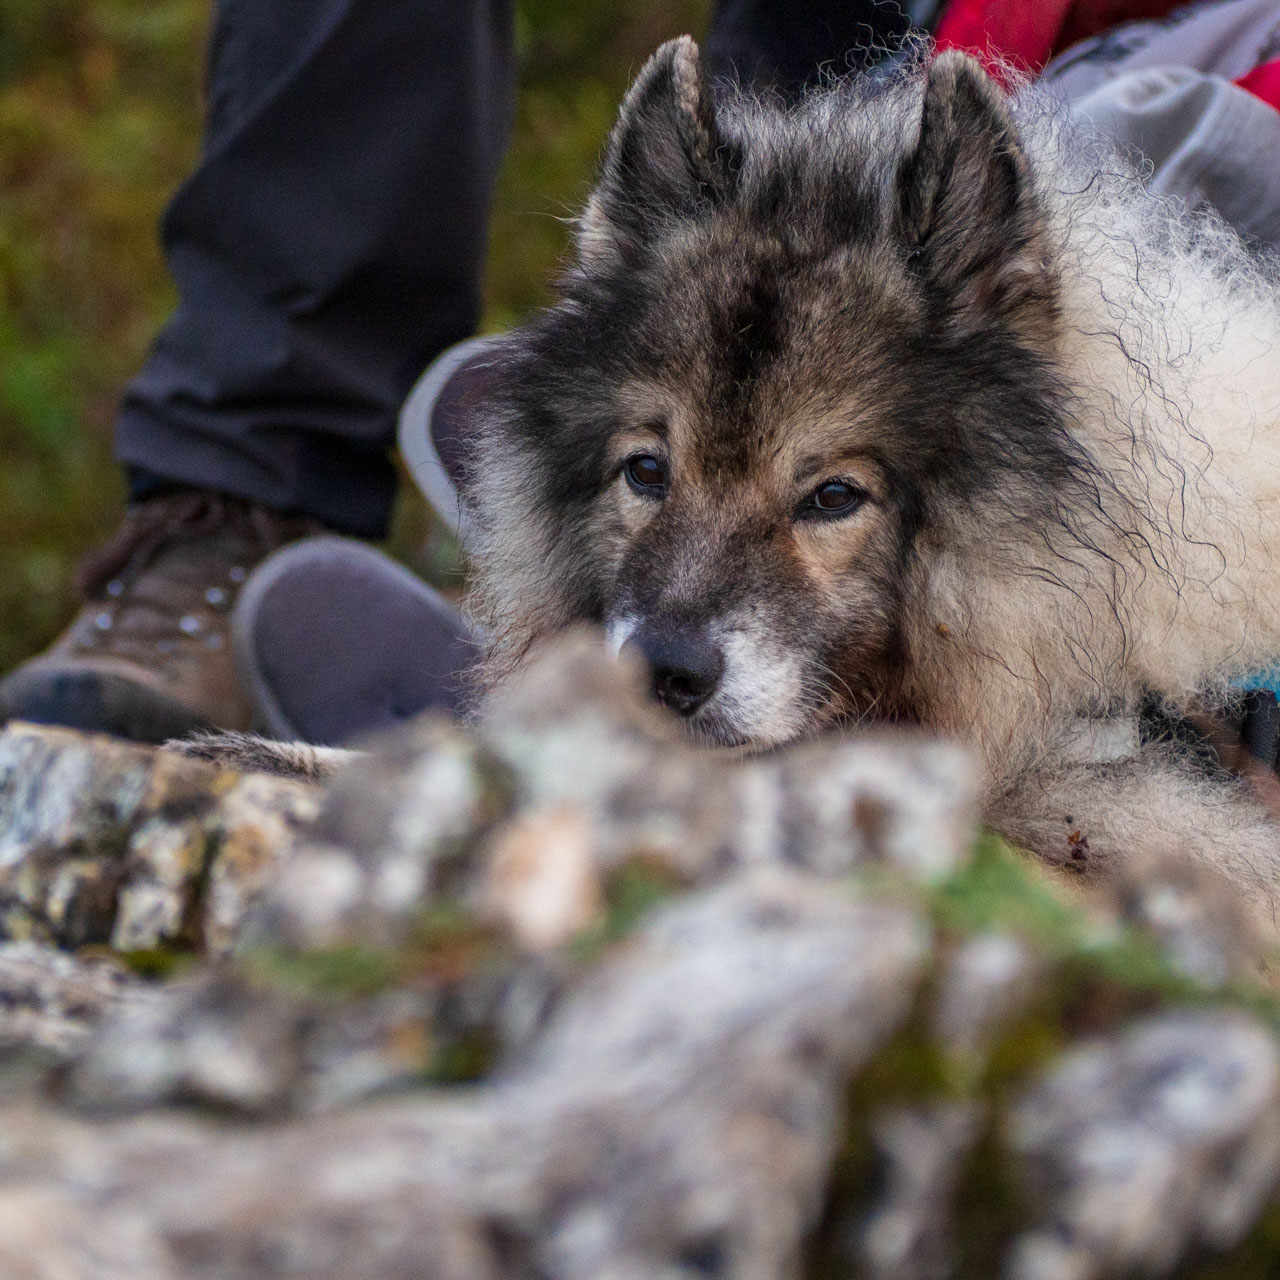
[469,40,1073,748]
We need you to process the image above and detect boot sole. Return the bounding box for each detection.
[0,664,210,745]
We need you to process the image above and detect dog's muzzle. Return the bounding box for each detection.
[624,626,724,717]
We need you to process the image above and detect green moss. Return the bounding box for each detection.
[806,960,961,1280]
[807,832,1280,1280]
[116,944,195,980]
[604,857,687,932]
[933,833,1276,1023]
[243,943,407,1000]
[240,899,518,1000]
[424,1026,499,1084]
[569,856,687,962]
[933,833,1092,952]
[949,1109,1035,1280]
[804,1098,880,1279]
[410,898,493,947]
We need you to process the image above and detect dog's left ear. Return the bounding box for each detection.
[896,52,1055,339]
[578,36,740,268]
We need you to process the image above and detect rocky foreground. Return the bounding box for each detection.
[0,633,1277,1279]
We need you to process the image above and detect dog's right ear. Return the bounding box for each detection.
[577,37,740,269]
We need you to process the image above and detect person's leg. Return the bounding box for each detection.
[121,0,515,538]
[0,0,514,742]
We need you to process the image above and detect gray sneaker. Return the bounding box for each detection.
[232,536,476,745]
[398,334,509,546]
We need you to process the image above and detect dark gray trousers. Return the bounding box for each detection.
[118,0,914,536]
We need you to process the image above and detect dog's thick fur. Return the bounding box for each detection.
[461,39,1280,897]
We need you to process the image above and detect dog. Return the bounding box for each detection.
[459,38,1280,897]
[185,38,1280,900]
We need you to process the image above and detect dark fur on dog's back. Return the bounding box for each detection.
[466,40,1280,898]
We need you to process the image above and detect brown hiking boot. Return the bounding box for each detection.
[0,490,321,743]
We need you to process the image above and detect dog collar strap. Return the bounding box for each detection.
[1236,667,1280,693]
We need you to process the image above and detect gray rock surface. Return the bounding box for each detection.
[858,1102,982,1280]
[1010,1011,1280,1279]
[0,633,1277,1278]
[259,635,978,955]
[0,721,318,954]
[0,941,138,1061]
[1,873,929,1279]
[64,638,980,1116]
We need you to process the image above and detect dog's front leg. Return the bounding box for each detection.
[988,748,1280,910]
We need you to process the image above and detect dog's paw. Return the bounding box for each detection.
[164,730,354,783]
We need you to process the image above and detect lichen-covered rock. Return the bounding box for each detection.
[2,635,1280,1277]
[256,636,979,957]
[483,634,978,886]
[1009,1011,1280,1279]
[60,639,982,1116]
[0,722,318,953]
[931,931,1039,1058]
[17,854,1280,1280]
[248,717,517,952]
[857,1102,983,1280]
[0,942,139,1061]
[1109,849,1268,987]
[0,872,931,1279]
[71,969,312,1114]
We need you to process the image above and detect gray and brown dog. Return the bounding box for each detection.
[463,39,1280,898]
[195,39,1280,903]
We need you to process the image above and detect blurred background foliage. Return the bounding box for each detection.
[0,0,709,674]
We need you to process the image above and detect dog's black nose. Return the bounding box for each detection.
[627,629,724,717]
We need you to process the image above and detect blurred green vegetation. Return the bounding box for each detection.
[0,0,709,673]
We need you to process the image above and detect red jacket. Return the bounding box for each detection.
[935,0,1280,109]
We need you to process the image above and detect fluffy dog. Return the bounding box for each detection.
[462,38,1280,895]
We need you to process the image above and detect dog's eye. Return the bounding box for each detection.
[623,453,668,496]
[800,480,867,520]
